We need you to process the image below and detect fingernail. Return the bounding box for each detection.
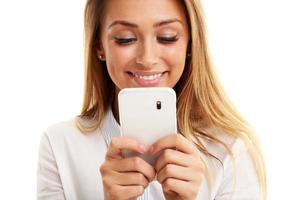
[139,145,147,153]
[148,146,154,154]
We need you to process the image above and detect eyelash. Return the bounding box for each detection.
[158,36,179,43]
[114,38,137,45]
[114,36,178,45]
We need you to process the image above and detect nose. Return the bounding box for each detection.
[135,38,158,67]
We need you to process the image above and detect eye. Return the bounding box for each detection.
[114,37,137,45]
[157,36,178,44]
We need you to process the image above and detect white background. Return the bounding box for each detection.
[0,0,299,199]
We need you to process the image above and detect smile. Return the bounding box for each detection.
[133,73,163,81]
[127,71,167,87]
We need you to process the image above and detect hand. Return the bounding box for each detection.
[148,134,205,200]
[100,136,156,200]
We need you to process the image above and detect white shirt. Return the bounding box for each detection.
[37,108,260,200]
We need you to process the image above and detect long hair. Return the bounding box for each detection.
[76,0,267,199]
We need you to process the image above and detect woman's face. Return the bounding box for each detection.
[99,0,190,92]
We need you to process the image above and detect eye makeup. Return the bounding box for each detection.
[157,34,179,43]
[113,36,137,45]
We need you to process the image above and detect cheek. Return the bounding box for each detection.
[164,45,187,86]
[105,45,137,88]
[164,45,186,71]
[106,45,136,71]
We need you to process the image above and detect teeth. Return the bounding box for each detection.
[134,73,162,81]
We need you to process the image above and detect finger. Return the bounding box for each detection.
[162,178,198,198]
[109,156,156,182]
[154,148,193,172]
[113,185,145,199]
[156,164,198,184]
[114,172,149,188]
[106,136,148,159]
[149,134,198,155]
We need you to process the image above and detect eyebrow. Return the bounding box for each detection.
[108,19,183,29]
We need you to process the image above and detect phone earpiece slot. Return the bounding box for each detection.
[156,101,161,110]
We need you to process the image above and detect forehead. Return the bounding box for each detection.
[102,0,188,28]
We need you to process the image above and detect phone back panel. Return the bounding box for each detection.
[118,87,177,147]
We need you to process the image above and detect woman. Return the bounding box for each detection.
[37,0,267,199]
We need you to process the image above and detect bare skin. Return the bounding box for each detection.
[149,134,205,200]
[100,137,156,199]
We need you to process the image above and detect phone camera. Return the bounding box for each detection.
[156,101,161,110]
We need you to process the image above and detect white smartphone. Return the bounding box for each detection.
[118,87,177,165]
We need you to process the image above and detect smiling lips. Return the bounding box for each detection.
[133,72,163,81]
[128,71,166,86]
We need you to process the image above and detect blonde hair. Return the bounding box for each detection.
[77,0,267,199]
